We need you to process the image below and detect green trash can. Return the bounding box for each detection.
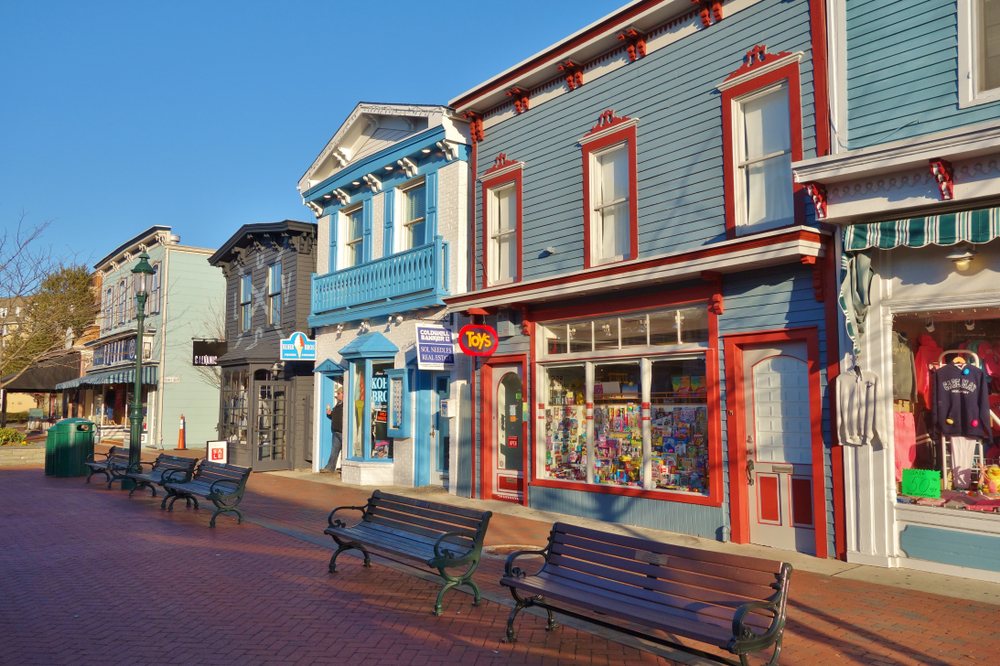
[45,418,96,477]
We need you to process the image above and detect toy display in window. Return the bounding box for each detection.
[544,372,586,481]
[593,403,642,487]
[650,405,709,493]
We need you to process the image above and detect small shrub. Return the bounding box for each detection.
[0,428,26,445]
[5,412,29,423]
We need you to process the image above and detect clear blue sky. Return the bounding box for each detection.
[1,1,616,267]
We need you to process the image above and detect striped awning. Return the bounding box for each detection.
[844,206,1000,251]
[56,365,158,390]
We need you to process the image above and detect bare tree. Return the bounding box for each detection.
[189,295,226,390]
[0,212,96,387]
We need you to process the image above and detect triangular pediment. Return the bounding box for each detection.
[338,332,399,360]
[299,102,449,193]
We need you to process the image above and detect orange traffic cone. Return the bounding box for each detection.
[178,414,186,450]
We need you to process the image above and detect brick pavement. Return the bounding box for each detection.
[3,458,998,666]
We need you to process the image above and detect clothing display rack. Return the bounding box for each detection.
[938,350,988,489]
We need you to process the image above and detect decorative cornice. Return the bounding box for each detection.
[436,140,459,161]
[461,111,484,145]
[397,157,418,178]
[617,27,647,62]
[717,46,803,91]
[362,173,382,193]
[506,87,530,114]
[482,153,524,181]
[929,158,955,200]
[306,201,324,218]
[691,0,723,27]
[580,109,639,146]
[557,60,584,90]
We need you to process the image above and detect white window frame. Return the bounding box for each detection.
[959,0,1000,107]
[267,261,282,327]
[589,141,631,265]
[240,274,252,332]
[733,81,794,235]
[487,181,517,286]
[398,178,427,252]
[340,204,365,268]
[117,279,127,325]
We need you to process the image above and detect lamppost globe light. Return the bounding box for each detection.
[125,249,156,487]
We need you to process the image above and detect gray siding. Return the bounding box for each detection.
[846,0,1000,148]
[474,0,818,286]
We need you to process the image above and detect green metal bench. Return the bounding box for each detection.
[324,490,492,616]
[83,447,131,489]
[124,454,199,498]
[501,522,792,666]
[161,460,251,527]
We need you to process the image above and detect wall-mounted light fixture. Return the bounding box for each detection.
[336,322,345,333]
[946,245,976,272]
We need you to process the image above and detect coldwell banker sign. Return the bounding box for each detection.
[279,331,317,361]
[415,325,455,370]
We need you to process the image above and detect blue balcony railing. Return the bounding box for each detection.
[310,237,450,325]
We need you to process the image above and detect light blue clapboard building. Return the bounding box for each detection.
[57,227,226,449]
[794,0,1000,581]
[446,0,842,561]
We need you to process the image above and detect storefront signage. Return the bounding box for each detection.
[371,368,388,404]
[458,324,499,357]
[93,338,151,368]
[279,331,317,361]
[193,340,227,366]
[415,325,455,370]
[207,440,228,464]
[901,468,942,499]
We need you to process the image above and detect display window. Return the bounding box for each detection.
[348,359,395,462]
[891,310,1000,513]
[537,304,718,502]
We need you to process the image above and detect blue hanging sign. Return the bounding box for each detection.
[415,324,455,370]
[280,331,317,361]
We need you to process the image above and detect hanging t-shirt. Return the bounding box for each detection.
[932,363,992,439]
[892,331,916,402]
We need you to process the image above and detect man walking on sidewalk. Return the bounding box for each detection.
[321,389,343,474]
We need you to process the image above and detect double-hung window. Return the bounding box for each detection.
[960,0,1000,106]
[117,280,127,325]
[344,207,364,267]
[148,262,160,314]
[580,113,639,269]
[488,184,517,285]
[592,143,631,262]
[240,274,252,332]
[735,83,794,234]
[268,261,282,326]
[402,184,427,249]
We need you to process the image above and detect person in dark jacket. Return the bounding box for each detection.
[322,389,344,473]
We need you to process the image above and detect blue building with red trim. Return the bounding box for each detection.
[445,0,843,560]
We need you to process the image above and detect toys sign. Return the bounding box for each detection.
[458,324,499,357]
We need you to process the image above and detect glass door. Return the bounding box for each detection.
[253,377,288,471]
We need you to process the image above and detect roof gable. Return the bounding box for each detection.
[338,332,399,360]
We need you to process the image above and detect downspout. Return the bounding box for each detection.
[468,140,478,498]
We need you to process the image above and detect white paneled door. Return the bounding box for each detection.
[743,343,815,554]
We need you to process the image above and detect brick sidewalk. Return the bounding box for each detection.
[2,463,996,666]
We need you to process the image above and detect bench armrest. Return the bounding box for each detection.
[430,530,479,565]
[208,479,242,497]
[504,548,549,578]
[85,450,109,464]
[729,563,792,656]
[127,461,146,474]
[327,505,366,528]
[162,468,193,485]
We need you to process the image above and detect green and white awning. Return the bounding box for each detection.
[844,206,1000,252]
[55,366,158,390]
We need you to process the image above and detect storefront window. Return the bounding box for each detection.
[351,362,364,459]
[543,365,587,481]
[370,362,392,459]
[220,369,249,442]
[537,305,713,498]
[594,362,643,488]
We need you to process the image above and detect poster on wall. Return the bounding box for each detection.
[415,325,455,370]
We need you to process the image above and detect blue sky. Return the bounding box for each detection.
[1,1,617,267]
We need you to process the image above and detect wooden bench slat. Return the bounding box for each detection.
[364,513,472,545]
[360,520,474,553]
[552,522,784,575]
[537,567,772,631]
[369,499,485,531]
[550,541,775,602]
[370,504,481,537]
[503,575,733,648]
[371,490,488,521]
[553,531,780,589]
[326,526,435,562]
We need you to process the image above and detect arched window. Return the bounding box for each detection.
[118,280,127,325]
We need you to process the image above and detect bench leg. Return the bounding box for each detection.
[160,490,173,510]
[328,542,370,573]
[502,596,532,644]
[739,634,782,666]
[128,482,155,499]
[209,507,243,528]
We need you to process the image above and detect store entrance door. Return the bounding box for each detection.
[253,380,289,471]
[743,343,815,554]
[487,361,524,503]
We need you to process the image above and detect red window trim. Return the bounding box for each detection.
[581,123,639,269]
[481,165,523,289]
[527,292,724,508]
[721,59,805,240]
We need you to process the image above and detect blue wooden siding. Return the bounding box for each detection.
[900,525,1000,573]
[474,0,818,287]
[718,264,834,555]
[530,486,726,540]
[846,0,1000,149]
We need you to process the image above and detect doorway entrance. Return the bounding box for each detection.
[253,370,288,472]
[725,330,826,558]
[483,357,526,503]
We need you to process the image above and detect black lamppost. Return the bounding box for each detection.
[127,251,155,482]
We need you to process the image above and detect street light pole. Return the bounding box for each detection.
[126,251,155,486]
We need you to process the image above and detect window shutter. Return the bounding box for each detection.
[383,189,395,256]
[328,211,338,272]
[362,203,374,263]
[425,172,438,240]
